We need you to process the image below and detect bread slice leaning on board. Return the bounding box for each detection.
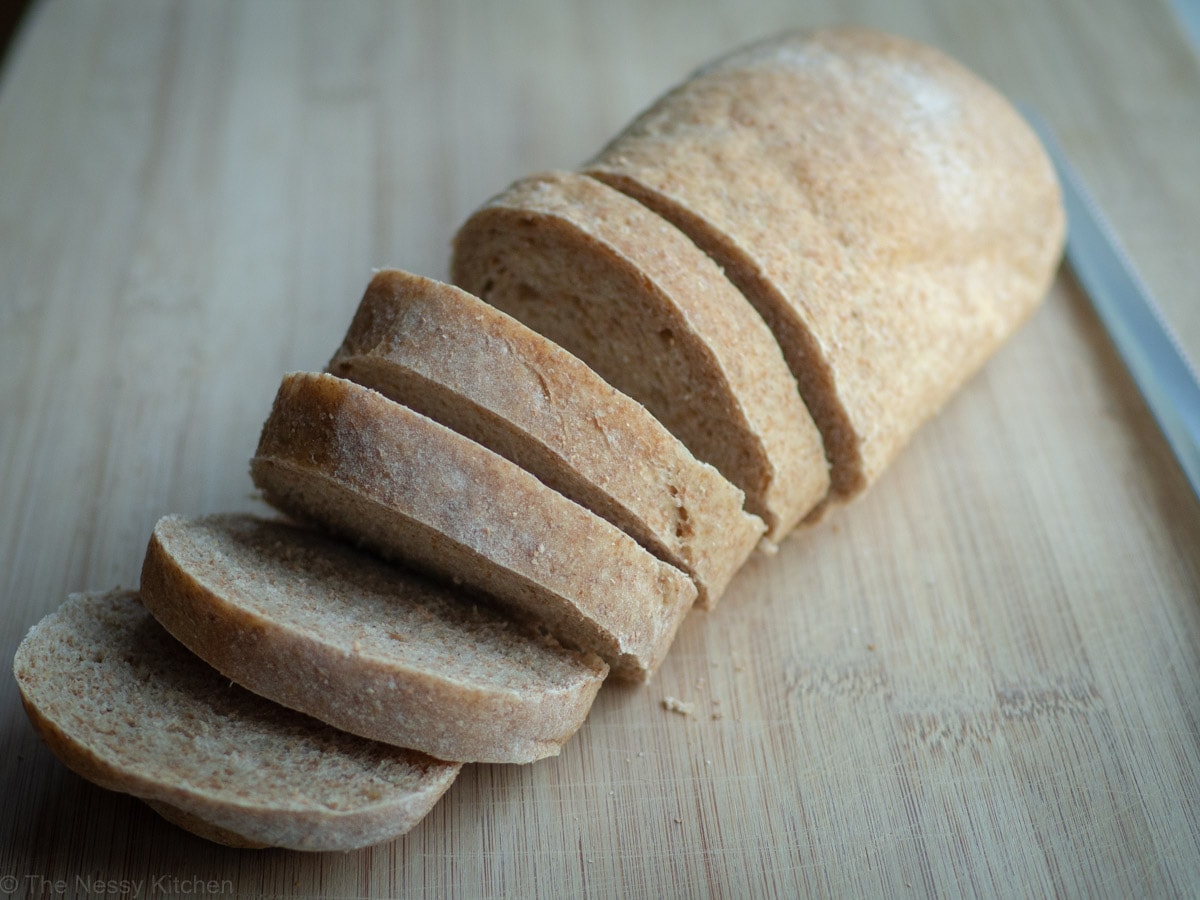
[12,591,461,852]
[13,27,1065,851]
[450,171,830,541]
[328,269,765,607]
[140,514,608,764]
[250,371,697,682]
[585,27,1066,501]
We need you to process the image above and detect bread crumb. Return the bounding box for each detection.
[662,696,695,716]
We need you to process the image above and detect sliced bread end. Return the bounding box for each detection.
[13,590,461,852]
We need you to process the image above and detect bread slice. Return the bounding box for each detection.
[328,269,765,606]
[449,171,829,541]
[250,372,696,681]
[586,27,1065,499]
[140,513,608,763]
[13,590,461,852]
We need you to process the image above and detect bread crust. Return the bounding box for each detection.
[13,591,461,852]
[141,800,271,849]
[329,269,764,606]
[251,372,696,681]
[586,28,1065,499]
[450,172,829,540]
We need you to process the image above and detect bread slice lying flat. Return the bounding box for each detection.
[140,513,608,763]
[13,590,461,851]
[328,269,765,606]
[450,171,829,541]
[586,27,1065,499]
[250,372,696,681]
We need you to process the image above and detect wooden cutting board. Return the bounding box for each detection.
[2,1,1197,896]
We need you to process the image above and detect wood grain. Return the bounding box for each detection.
[2,0,1198,897]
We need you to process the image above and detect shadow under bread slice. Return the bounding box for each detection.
[586,27,1065,500]
[450,171,828,542]
[250,372,696,682]
[12,590,461,852]
[328,268,764,607]
[140,513,608,764]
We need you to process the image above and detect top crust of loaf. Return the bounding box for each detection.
[450,171,829,539]
[328,268,764,605]
[251,372,696,681]
[587,26,1065,495]
[140,513,608,763]
[13,591,461,852]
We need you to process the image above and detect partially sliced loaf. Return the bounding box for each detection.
[450,171,829,541]
[586,27,1065,498]
[250,372,696,681]
[140,514,608,763]
[328,269,764,606]
[13,590,461,852]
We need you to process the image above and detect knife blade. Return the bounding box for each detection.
[1021,106,1200,503]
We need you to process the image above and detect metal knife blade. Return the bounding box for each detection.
[1021,106,1200,503]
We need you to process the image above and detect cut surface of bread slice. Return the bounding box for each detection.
[450,171,829,540]
[140,513,608,763]
[586,27,1065,498]
[328,268,765,606]
[250,372,696,681]
[13,590,461,852]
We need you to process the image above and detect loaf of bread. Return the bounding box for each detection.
[13,27,1065,852]
[251,372,697,681]
[140,514,608,763]
[13,591,461,851]
[587,27,1065,498]
[450,171,830,540]
[328,269,765,606]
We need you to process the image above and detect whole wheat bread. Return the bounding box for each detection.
[11,27,1068,855]
[450,171,829,540]
[328,269,765,606]
[250,372,696,681]
[140,513,608,763]
[586,27,1065,498]
[13,590,461,851]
